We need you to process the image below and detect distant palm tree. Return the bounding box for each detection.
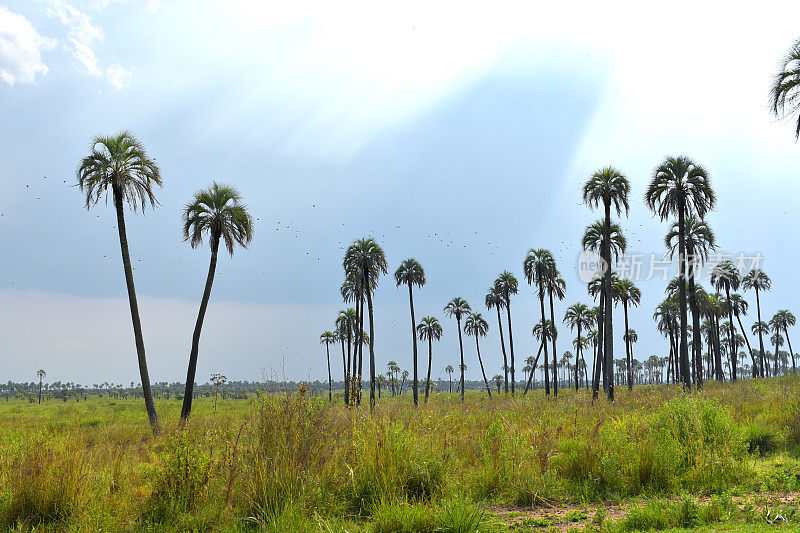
[336,308,357,405]
[36,369,46,404]
[583,167,631,401]
[771,38,800,140]
[465,313,492,398]
[485,286,509,393]
[417,316,443,402]
[564,303,593,391]
[494,272,519,394]
[742,269,772,378]
[645,156,715,390]
[444,297,471,402]
[320,331,336,402]
[711,260,742,381]
[445,364,454,393]
[769,330,785,376]
[180,183,253,421]
[524,249,557,396]
[492,374,503,394]
[395,258,426,406]
[531,319,556,392]
[612,279,641,390]
[772,310,797,374]
[572,335,591,388]
[387,360,400,395]
[77,131,162,434]
[752,321,771,376]
[344,238,388,410]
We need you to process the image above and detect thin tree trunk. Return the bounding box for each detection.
[340,338,347,405]
[785,327,796,375]
[524,343,544,395]
[714,315,724,381]
[548,288,558,397]
[592,292,605,400]
[345,323,352,406]
[475,336,492,398]
[113,185,160,434]
[725,286,737,381]
[357,293,365,404]
[677,203,690,390]
[623,301,632,390]
[458,317,465,402]
[755,288,766,378]
[575,322,581,391]
[496,306,508,393]
[425,337,433,402]
[181,234,220,422]
[539,289,550,396]
[365,270,376,411]
[505,298,516,395]
[602,201,614,401]
[408,284,419,406]
[326,341,332,402]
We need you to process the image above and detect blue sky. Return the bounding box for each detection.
[1,0,800,385]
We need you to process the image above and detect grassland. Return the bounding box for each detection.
[2,379,800,532]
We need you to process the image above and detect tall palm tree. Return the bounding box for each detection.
[772,310,797,374]
[445,364,454,393]
[564,303,593,392]
[77,131,162,433]
[416,316,443,402]
[444,297,471,402]
[494,272,519,394]
[36,369,46,404]
[613,279,641,390]
[320,331,336,402]
[343,238,388,410]
[666,215,715,387]
[464,313,492,398]
[645,156,715,390]
[742,269,772,378]
[771,38,800,140]
[524,249,557,396]
[336,308,357,405]
[547,268,566,397]
[583,167,631,401]
[485,286,509,393]
[180,183,253,421]
[711,260,741,381]
[395,258,426,406]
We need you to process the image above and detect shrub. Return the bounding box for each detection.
[743,422,781,456]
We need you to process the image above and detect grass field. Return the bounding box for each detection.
[2,379,800,531]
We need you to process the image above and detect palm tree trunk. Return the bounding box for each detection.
[725,287,737,381]
[457,317,465,402]
[592,292,605,400]
[523,343,543,394]
[548,288,558,397]
[425,337,433,402]
[345,327,352,406]
[602,201,614,401]
[677,203,691,390]
[785,326,796,375]
[496,307,508,393]
[408,285,419,406]
[38,378,42,405]
[538,289,550,396]
[357,293,365,404]
[623,301,632,390]
[575,322,581,392]
[713,315,724,381]
[326,341,332,402]
[505,297,516,395]
[340,338,347,404]
[755,288,766,378]
[365,271,376,412]
[687,261,702,389]
[475,336,492,398]
[113,184,160,434]
[180,234,220,422]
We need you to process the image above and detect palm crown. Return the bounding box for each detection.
[665,215,716,262]
[417,316,443,342]
[710,260,741,293]
[771,38,800,139]
[464,313,489,337]
[523,248,556,295]
[444,297,471,321]
[582,220,627,260]
[394,258,426,289]
[645,156,715,220]
[183,182,254,255]
[582,166,631,215]
[742,269,772,293]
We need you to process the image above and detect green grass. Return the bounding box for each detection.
[1,378,800,531]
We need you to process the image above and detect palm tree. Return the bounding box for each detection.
[524,248,557,396]
[320,331,336,402]
[752,321,771,376]
[769,329,785,376]
[645,156,715,390]
[343,238,388,410]
[444,297,471,402]
[445,364,454,393]
[583,167,631,401]
[613,279,641,390]
[494,272,519,394]
[728,293,757,376]
[711,260,741,381]
[417,316,443,402]
[395,258,426,406]
[572,335,591,388]
[581,220,627,259]
[772,310,797,374]
[564,303,593,392]
[492,374,503,394]
[465,313,492,398]
[180,183,253,421]
[531,319,556,392]
[771,38,800,140]
[485,286,509,393]
[742,269,771,378]
[36,369,46,404]
[77,131,162,433]
[546,268,566,397]
[336,308,357,405]
[387,360,400,395]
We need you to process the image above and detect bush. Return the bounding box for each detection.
[744,422,781,456]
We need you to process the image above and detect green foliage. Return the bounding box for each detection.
[744,422,781,456]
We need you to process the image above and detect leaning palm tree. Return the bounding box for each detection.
[77,131,162,433]
[742,269,772,378]
[180,183,253,422]
[445,364,455,393]
[771,38,800,140]
[395,258,426,406]
[444,297,471,402]
[564,303,593,392]
[494,272,519,394]
[464,313,492,398]
[711,260,742,381]
[613,279,641,390]
[524,248,557,396]
[772,310,797,374]
[485,286,509,393]
[416,316,443,402]
[583,167,631,401]
[36,369,46,405]
[343,238,388,410]
[645,156,715,390]
[320,331,336,402]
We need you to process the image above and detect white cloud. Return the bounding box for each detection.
[0,6,56,85]
[46,0,132,89]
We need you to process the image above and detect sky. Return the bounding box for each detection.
[1,0,799,386]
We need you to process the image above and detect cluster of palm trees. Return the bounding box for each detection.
[77,132,253,434]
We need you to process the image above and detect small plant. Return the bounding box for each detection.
[744,422,781,456]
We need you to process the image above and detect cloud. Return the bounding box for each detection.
[45,0,132,89]
[0,6,56,85]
